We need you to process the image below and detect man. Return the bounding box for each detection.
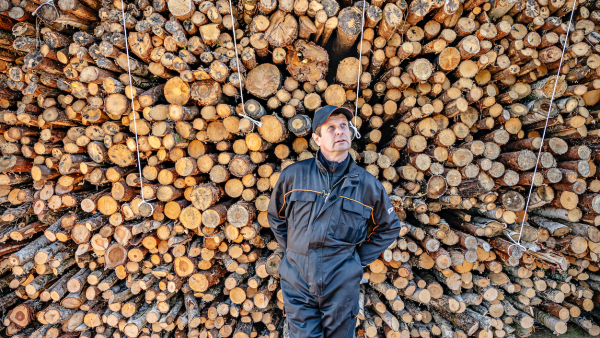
[267,105,401,338]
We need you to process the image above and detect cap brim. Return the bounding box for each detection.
[325,107,354,125]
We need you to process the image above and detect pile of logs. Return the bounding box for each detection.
[0,0,598,337]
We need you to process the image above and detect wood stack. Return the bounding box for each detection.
[0,0,598,337]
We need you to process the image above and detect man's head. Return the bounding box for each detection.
[312,106,353,160]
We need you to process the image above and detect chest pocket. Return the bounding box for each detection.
[286,190,318,231]
[332,197,372,243]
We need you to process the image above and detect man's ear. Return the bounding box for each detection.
[312,133,320,146]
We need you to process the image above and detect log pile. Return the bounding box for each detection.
[0,0,598,337]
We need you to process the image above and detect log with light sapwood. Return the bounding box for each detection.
[0,1,599,338]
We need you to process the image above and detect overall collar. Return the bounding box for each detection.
[315,150,361,179]
[316,150,347,173]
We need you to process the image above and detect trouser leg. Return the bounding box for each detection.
[322,310,357,338]
[319,279,360,338]
[281,278,323,338]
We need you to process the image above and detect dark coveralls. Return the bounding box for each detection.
[267,151,401,338]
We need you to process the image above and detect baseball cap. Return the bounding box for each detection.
[312,105,354,133]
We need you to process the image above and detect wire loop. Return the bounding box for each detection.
[32,0,59,17]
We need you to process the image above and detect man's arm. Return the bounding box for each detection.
[357,187,401,266]
[267,172,290,251]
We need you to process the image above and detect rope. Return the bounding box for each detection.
[351,1,367,140]
[226,0,263,128]
[508,0,578,253]
[118,0,154,215]
[32,0,59,17]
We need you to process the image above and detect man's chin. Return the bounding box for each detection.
[332,143,350,151]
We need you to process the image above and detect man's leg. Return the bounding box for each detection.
[281,278,323,338]
[319,278,360,338]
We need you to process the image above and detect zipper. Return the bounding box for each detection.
[316,173,358,296]
[321,174,358,208]
[324,170,331,202]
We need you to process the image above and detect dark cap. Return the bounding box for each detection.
[312,105,354,133]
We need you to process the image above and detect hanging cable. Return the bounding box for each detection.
[509,0,578,252]
[351,1,367,140]
[227,0,263,128]
[118,0,154,214]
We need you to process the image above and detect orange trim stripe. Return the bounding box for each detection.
[340,196,373,210]
[366,225,380,241]
[278,189,322,217]
[341,196,379,241]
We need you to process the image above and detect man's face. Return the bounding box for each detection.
[312,115,351,154]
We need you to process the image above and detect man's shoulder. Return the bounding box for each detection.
[352,164,382,183]
[350,164,387,193]
[281,157,316,174]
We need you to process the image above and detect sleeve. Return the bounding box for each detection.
[357,186,401,266]
[267,171,290,251]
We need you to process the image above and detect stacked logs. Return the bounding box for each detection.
[0,0,598,337]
